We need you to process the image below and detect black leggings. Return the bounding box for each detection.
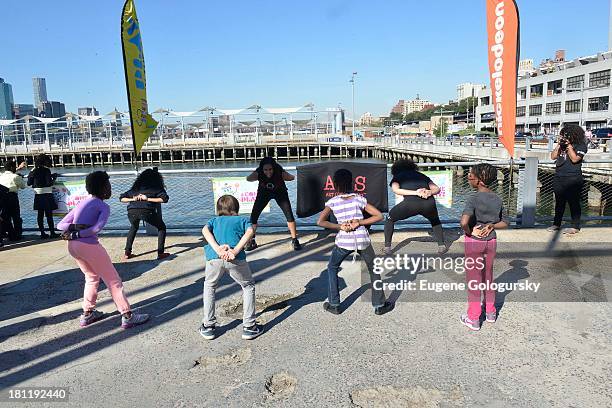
[250,189,295,225]
[125,209,167,254]
[384,197,441,246]
[37,209,55,234]
[2,193,23,239]
[553,176,584,229]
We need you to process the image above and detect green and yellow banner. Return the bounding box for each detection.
[121,0,157,155]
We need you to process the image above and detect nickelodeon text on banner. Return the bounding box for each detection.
[212,177,270,215]
[394,170,453,208]
[121,0,158,155]
[486,0,520,158]
[52,180,89,217]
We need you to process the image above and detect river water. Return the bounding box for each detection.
[10,158,583,232]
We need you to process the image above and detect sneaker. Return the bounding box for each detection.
[485,311,497,323]
[199,324,216,340]
[323,301,341,315]
[374,301,395,315]
[242,323,264,340]
[79,309,105,327]
[245,239,258,251]
[40,232,49,240]
[382,246,392,256]
[49,232,60,239]
[562,228,580,235]
[546,225,560,232]
[292,238,302,251]
[122,251,135,261]
[460,313,481,331]
[121,312,150,329]
[438,244,449,254]
[157,252,171,260]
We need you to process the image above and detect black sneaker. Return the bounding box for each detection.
[374,301,395,316]
[245,239,258,251]
[323,301,341,315]
[199,324,216,340]
[40,232,49,240]
[49,232,60,239]
[292,238,302,251]
[242,323,264,340]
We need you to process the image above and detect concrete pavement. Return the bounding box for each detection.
[0,227,610,407]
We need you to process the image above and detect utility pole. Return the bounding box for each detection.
[350,72,357,141]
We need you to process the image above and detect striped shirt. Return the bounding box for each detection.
[325,194,370,250]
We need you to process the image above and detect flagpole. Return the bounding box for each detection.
[120,0,139,173]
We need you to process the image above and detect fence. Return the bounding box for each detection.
[10,159,609,234]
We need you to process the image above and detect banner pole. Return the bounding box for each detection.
[120,0,139,161]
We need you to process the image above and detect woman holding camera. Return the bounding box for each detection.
[246,156,301,251]
[549,124,588,234]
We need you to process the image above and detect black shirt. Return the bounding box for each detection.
[120,187,169,211]
[391,170,432,190]
[555,141,587,178]
[27,168,57,188]
[257,166,288,193]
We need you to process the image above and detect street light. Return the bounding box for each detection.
[350,72,357,141]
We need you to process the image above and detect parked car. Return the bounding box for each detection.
[593,127,612,139]
[515,131,533,139]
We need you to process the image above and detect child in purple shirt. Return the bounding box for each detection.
[58,171,149,329]
[317,169,393,316]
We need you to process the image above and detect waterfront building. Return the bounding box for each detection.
[78,107,100,116]
[38,101,66,118]
[476,51,612,134]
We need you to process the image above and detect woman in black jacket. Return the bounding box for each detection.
[27,154,59,239]
[120,168,170,260]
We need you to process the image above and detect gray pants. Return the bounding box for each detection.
[203,259,256,328]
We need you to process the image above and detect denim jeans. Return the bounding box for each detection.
[326,244,386,308]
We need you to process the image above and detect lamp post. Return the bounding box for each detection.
[350,72,357,141]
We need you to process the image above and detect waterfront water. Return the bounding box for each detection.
[10,158,606,233]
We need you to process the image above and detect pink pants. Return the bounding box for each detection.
[464,236,497,321]
[68,241,131,314]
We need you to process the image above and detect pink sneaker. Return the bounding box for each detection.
[460,314,480,331]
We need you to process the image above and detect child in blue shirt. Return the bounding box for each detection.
[200,195,263,340]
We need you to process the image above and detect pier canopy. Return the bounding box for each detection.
[0,104,346,153]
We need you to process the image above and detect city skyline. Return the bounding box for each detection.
[0,0,609,117]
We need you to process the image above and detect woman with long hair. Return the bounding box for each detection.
[120,168,170,260]
[27,154,58,239]
[246,157,301,251]
[383,158,446,255]
[548,124,588,234]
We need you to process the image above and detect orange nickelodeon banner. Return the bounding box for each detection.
[486,0,520,158]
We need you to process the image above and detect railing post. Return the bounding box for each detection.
[517,157,538,227]
[608,139,612,158]
[525,136,531,151]
[547,136,555,152]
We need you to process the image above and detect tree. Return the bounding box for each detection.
[433,119,448,137]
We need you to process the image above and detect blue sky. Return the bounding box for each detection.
[1,0,609,117]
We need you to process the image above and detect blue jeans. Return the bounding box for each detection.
[326,244,386,308]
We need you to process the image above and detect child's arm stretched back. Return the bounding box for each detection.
[317,206,342,230]
[203,225,228,256]
[231,227,255,256]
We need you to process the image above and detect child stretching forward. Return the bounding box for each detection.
[459,163,508,331]
[200,195,263,340]
[317,169,393,315]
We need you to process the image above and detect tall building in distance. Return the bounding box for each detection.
[0,78,14,119]
[403,96,432,115]
[38,101,65,118]
[391,100,405,115]
[78,106,100,116]
[457,83,485,101]
[32,77,48,108]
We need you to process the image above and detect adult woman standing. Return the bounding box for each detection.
[548,124,588,234]
[0,160,27,240]
[383,159,446,255]
[120,168,170,260]
[246,157,301,251]
[27,154,59,239]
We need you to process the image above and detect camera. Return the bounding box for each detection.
[559,137,568,150]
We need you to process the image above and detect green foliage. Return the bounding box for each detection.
[403,96,478,123]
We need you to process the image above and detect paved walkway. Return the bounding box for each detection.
[0,227,610,407]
